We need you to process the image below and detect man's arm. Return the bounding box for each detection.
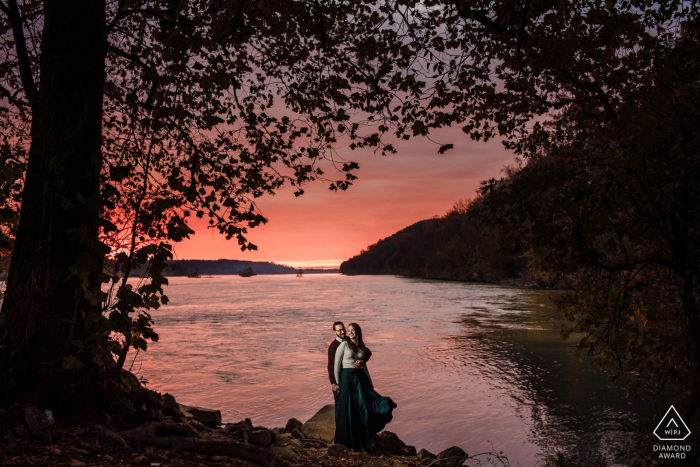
[334,342,345,388]
[364,347,372,363]
[328,341,338,385]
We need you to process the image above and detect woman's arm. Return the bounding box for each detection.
[334,341,346,387]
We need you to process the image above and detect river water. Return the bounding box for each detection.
[126,274,640,465]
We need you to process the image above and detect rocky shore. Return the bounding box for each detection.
[0,392,484,467]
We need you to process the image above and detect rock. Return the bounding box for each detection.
[327,444,349,457]
[162,394,188,423]
[275,436,302,453]
[269,427,282,443]
[178,404,221,427]
[24,406,53,444]
[276,433,303,452]
[300,405,335,443]
[376,431,405,455]
[249,429,273,448]
[400,445,417,456]
[13,425,29,439]
[437,446,468,467]
[284,418,303,433]
[418,448,437,459]
[290,428,304,439]
[271,446,299,460]
[224,421,249,434]
[287,438,303,451]
[132,387,165,423]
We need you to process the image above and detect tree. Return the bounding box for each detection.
[431,0,700,439]
[0,0,446,414]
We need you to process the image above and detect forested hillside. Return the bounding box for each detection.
[340,200,536,285]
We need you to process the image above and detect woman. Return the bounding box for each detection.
[334,323,396,451]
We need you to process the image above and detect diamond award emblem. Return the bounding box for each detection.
[654,406,691,441]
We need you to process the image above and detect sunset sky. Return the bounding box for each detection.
[172,128,518,268]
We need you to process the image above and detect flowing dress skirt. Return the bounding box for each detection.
[335,368,397,451]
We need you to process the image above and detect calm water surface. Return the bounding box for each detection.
[129,274,639,466]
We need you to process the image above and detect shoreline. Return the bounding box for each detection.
[0,392,501,467]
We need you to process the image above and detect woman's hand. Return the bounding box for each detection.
[353,360,365,369]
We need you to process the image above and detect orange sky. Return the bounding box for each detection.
[172,128,517,267]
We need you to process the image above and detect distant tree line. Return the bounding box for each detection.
[340,199,538,285]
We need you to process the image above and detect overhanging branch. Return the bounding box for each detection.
[0,0,38,107]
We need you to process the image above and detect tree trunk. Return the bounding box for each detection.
[0,0,106,411]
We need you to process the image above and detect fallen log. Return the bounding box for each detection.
[120,422,292,467]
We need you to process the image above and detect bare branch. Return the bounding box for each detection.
[0,81,30,107]
[2,0,38,107]
[106,44,150,70]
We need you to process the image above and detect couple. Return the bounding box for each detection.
[327,321,397,451]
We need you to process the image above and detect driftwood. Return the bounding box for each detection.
[120,422,292,467]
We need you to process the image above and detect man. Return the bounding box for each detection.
[328,321,372,420]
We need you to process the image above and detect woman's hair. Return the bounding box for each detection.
[346,323,365,353]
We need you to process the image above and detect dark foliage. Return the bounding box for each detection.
[341,199,533,284]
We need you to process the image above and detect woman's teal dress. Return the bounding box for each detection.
[334,367,397,451]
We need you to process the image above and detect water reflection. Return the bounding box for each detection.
[132,275,641,466]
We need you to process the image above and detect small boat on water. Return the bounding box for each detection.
[297,268,303,277]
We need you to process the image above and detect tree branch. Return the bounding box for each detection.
[1,0,38,107]
[0,81,30,107]
[107,44,150,70]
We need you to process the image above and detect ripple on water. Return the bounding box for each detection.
[132,275,644,467]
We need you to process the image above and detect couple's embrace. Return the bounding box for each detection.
[327,321,397,451]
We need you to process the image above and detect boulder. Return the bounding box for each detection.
[224,422,249,434]
[284,418,303,433]
[327,443,349,457]
[161,393,188,423]
[376,431,405,455]
[24,406,53,444]
[290,428,304,439]
[400,445,417,456]
[271,446,299,460]
[300,405,335,443]
[132,387,165,423]
[178,404,221,427]
[437,446,468,467]
[249,429,273,448]
[271,427,284,435]
[418,448,437,460]
[276,433,293,444]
